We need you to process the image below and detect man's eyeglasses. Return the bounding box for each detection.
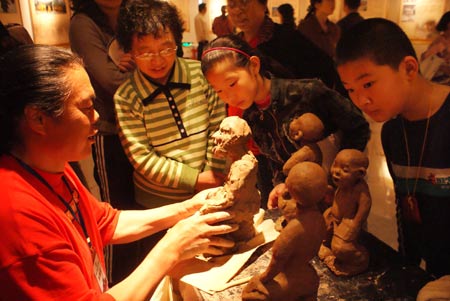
[134,46,178,60]
[227,0,252,9]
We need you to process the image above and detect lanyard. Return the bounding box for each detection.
[12,155,92,248]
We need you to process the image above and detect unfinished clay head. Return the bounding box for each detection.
[288,113,325,143]
[212,116,252,158]
[285,161,328,208]
[330,149,368,188]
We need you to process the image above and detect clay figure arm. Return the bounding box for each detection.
[352,185,372,231]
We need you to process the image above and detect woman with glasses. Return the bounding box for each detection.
[114,0,227,210]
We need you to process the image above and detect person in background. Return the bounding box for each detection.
[195,3,209,60]
[277,3,296,31]
[0,44,236,301]
[298,0,340,59]
[420,11,450,85]
[115,0,226,210]
[201,35,370,210]
[212,5,235,38]
[69,0,137,284]
[226,0,348,205]
[336,17,450,279]
[337,0,364,36]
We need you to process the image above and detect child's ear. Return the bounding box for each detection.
[248,56,261,76]
[402,56,419,79]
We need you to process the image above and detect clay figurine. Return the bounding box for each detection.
[283,113,324,176]
[319,149,372,276]
[242,162,327,301]
[199,116,261,245]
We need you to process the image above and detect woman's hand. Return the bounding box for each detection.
[267,183,286,209]
[117,53,136,72]
[155,211,238,261]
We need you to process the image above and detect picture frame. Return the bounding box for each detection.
[0,0,23,25]
[29,0,71,46]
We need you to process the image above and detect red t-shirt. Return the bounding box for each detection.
[0,154,119,300]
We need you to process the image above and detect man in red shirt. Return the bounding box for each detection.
[212,5,235,37]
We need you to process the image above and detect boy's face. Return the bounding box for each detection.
[131,31,177,85]
[338,57,409,122]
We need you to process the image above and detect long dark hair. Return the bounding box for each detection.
[0,45,84,154]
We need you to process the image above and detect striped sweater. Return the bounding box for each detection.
[114,58,226,208]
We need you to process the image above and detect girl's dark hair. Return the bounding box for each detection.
[201,35,294,78]
[436,11,450,32]
[0,44,84,154]
[117,0,185,52]
[70,0,113,35]
[336,18,417,70]
[201,35,267,76]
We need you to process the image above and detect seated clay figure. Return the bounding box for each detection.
[283,113,324,176]
[319,149,372,276]
[242,162,327,301]
[199,116,261,244]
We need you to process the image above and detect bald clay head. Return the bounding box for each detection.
[289,113,325,143]
[286,162,328,208]
[331,149,369,188]
[212,116,252,158]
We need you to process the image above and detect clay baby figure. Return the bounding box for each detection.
[199,116,261,244]
[283,112,325,176]
[242,162,327,301]
[319,149,372,276]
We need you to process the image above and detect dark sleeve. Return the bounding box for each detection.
[318,82,370,151]
[259,26,347,97]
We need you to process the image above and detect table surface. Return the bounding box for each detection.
[193,214,432,301]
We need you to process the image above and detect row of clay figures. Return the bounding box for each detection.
[197,116,372,301]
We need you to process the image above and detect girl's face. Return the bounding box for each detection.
[315,0,335,16]
[205,57,261,110]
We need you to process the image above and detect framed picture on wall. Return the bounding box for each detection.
[29,0,71,45]
[0,0,23,25]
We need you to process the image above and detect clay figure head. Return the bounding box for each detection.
[331,149,368,188]
[212,116,252,157]
[289,113,325,143]
[285,162,328,208]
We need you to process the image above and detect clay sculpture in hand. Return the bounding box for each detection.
[242,161,327,301]
[319,149,372,276]
[199,116,261,246]
[283,113,324,176]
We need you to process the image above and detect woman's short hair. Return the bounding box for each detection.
[117,0,185,52]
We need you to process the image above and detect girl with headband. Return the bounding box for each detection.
[201,35,370,209]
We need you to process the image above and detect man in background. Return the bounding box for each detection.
[195,3,209,60]
[337,0,364,36]
[212,5,234,38]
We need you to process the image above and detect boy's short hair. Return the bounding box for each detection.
[336,18,417,70]
[117,0,185,52]
[344,0,361,10]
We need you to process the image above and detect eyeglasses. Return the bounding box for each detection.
[227,0,252,9]
[134,46,178,60]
